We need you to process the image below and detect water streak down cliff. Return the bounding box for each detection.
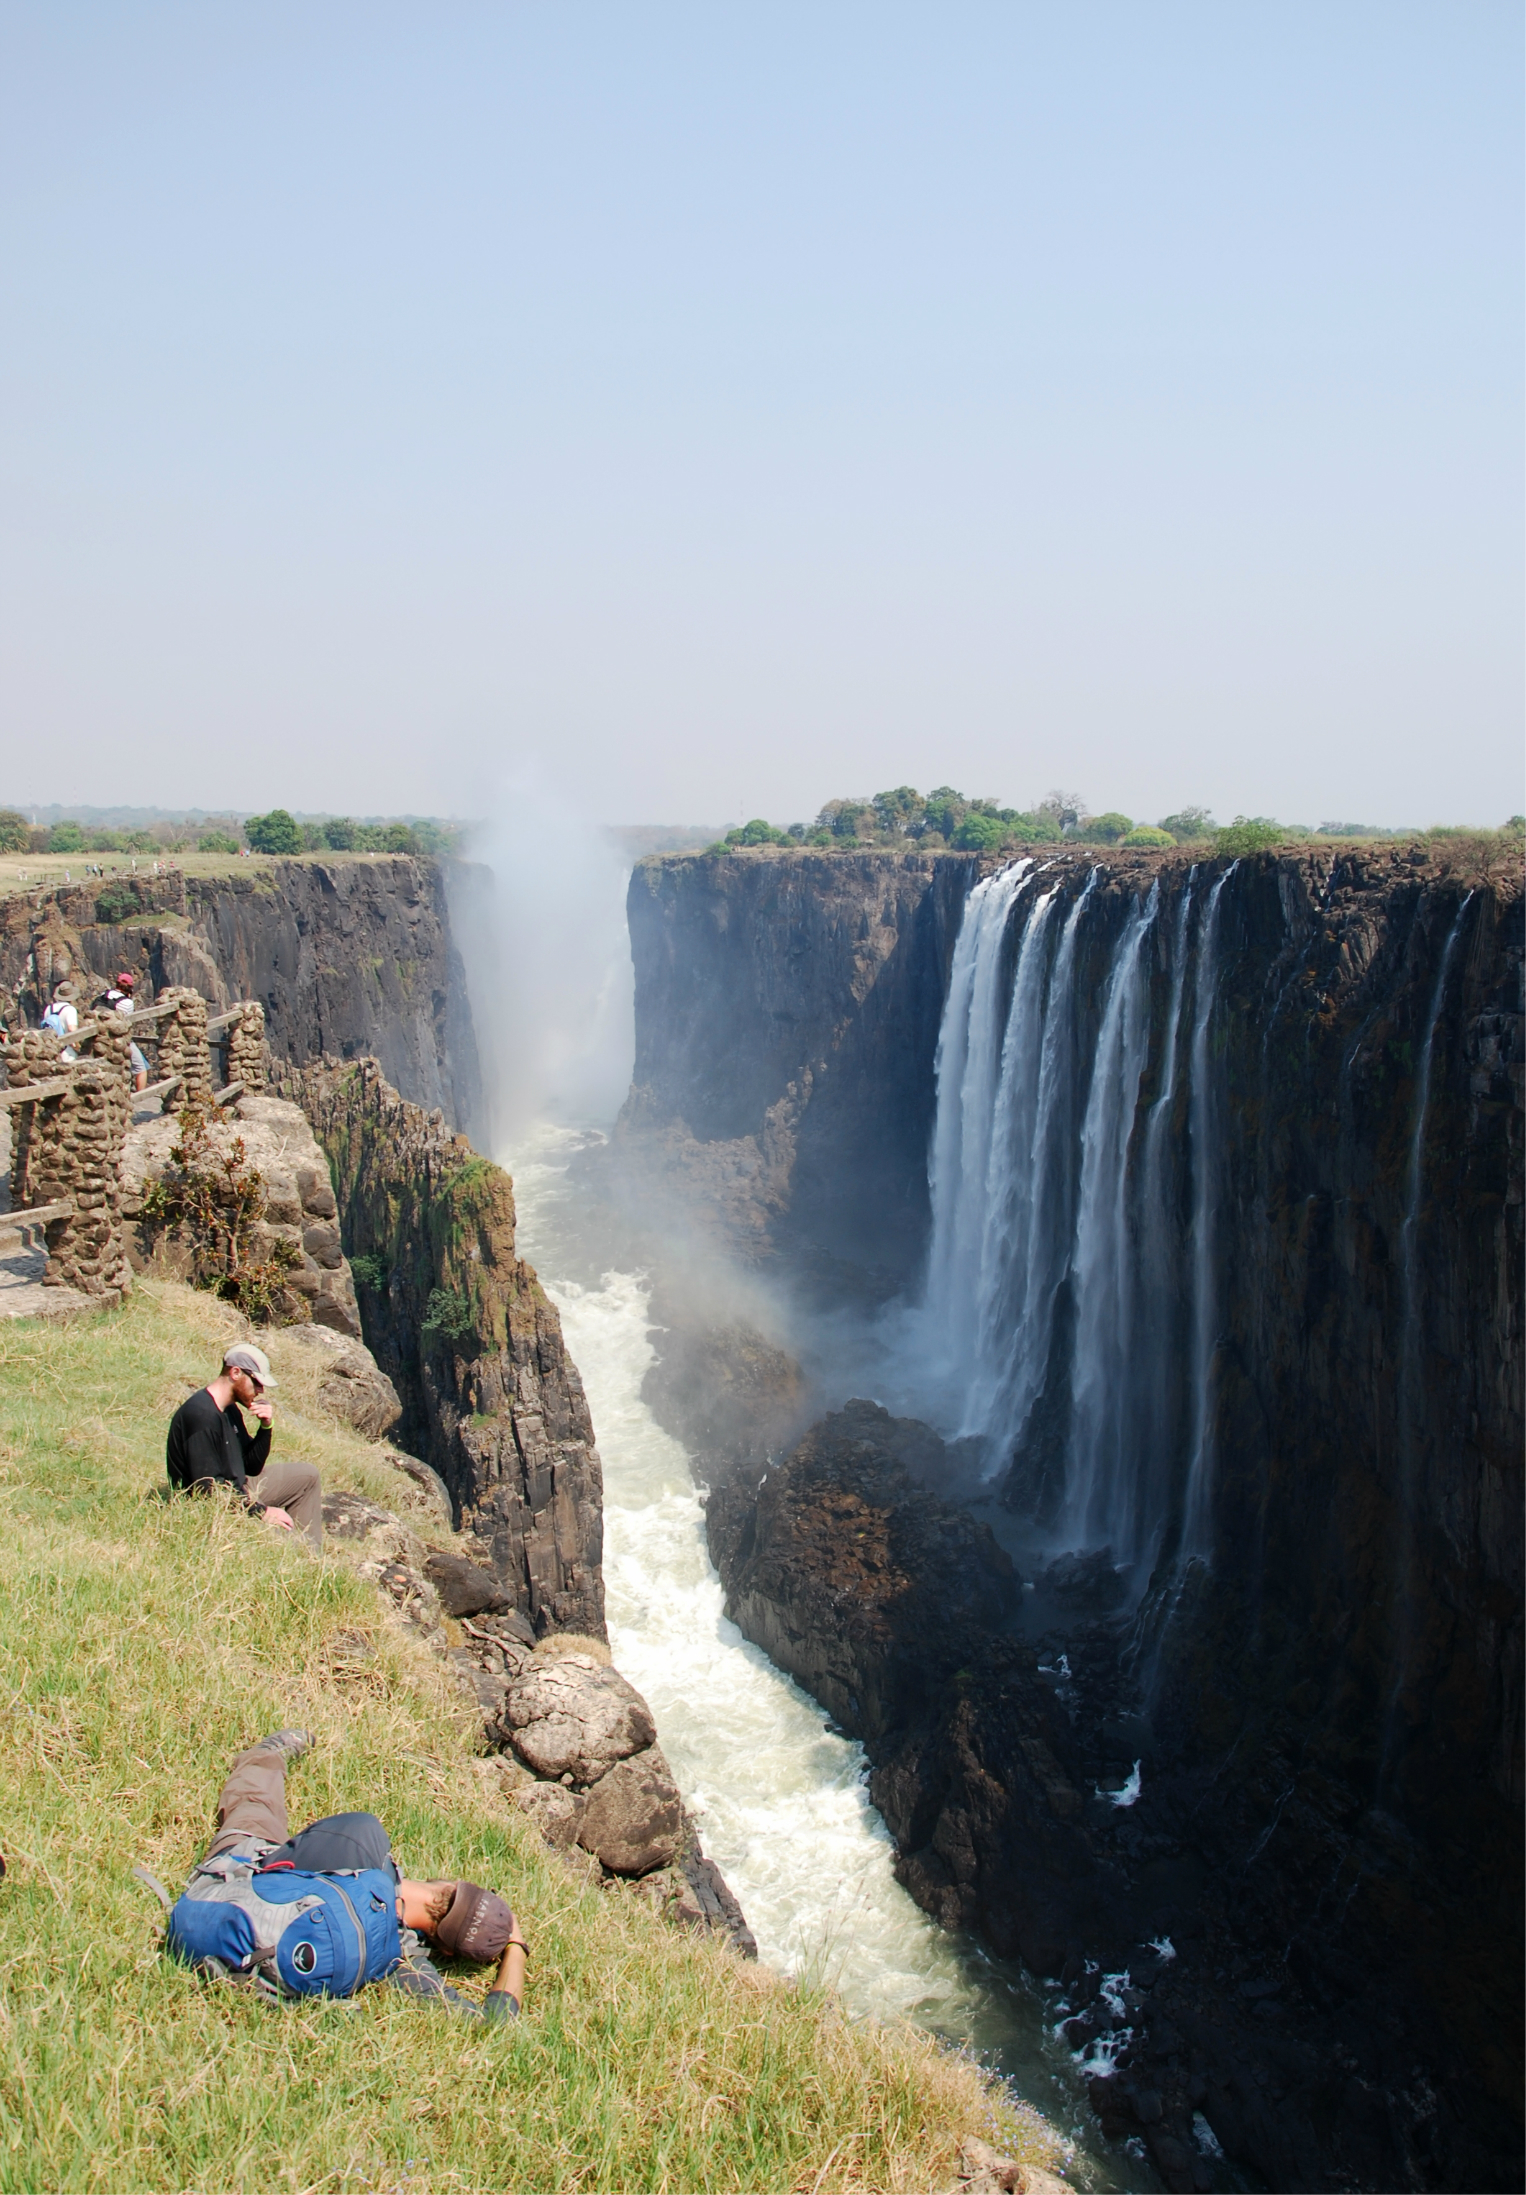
[623,842,1523,2193]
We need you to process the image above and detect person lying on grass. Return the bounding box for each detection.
[165,1342,323,1550]
[159,1730,528,2018]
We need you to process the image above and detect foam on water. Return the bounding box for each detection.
[507,1124,1132,2186]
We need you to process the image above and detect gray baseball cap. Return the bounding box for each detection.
[224,1343,277,1391]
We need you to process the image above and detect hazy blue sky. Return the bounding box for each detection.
[2,3,1520,828]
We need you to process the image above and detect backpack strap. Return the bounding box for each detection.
[132,1866,173,1913]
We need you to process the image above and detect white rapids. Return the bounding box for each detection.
[506,1122,1130,2188]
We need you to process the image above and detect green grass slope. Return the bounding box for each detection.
[0,1282,1061,2193]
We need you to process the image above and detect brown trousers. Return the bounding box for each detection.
[249,1457,323,1550]
[206,1742,290,1859]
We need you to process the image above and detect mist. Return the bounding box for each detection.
[448,785,635,1156]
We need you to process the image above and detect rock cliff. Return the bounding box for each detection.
[280,1055,605,1642]
[631,840,1524,2195]
[0,857,478,1127]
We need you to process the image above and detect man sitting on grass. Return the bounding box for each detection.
[166,1343,322,1549]
[164,1729,527,2017]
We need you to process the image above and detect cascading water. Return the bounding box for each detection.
[913,859,1236,1574]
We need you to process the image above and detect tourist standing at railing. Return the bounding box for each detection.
[40,981,79,1060]
[97,970,150,1091]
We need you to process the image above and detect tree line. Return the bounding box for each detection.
[0,809,459,858]
[710,791,1524,858]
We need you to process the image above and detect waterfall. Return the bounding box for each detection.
[1180,867,1234,1558]
[915,859,1235,1572]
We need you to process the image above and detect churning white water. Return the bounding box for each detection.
[506,1122,1124,2186]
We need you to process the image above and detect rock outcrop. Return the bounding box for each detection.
[122,1091,366,1338]
[632,839,1524,2195]
[281,1055,605,1642]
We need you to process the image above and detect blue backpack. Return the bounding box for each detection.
[166,1851,402,1998]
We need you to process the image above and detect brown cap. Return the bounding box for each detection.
[434,1881,516,1962]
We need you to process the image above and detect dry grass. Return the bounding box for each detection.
[0,1281,1068,2193]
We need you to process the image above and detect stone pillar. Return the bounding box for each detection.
[224,1000,268,1092]
[4,1027,131,1295]
[154,986,212,1106]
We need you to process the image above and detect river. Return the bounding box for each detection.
[507,1120,1142,2192]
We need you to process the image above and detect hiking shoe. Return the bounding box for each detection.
[256,1729,315,1759]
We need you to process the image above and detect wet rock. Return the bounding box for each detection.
[503,1654,656,1784]
[576,1745,683,1876]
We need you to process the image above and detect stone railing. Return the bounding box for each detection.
[1,991,269,1298]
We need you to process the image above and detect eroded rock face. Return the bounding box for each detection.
[504,1655,656,1784]
[281,1055,606,1641]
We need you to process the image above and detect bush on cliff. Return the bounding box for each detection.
[0,1281,1059,2193]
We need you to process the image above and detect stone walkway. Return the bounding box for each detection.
[0,1220,111,1319]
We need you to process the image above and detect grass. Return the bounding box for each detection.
[0,1280,1061,2193]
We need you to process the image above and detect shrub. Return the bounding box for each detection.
[244,808,302,855]
[138,1100,303,1323]
[198,832,240,854]
[1008,812,1063,842]
[1214,816,1285,856]
[1087,811,1134,843]
[347,1251,391,1292]
[94,882,144,926]
[1122,825,1175,849]
[724,818,787,847]
[322,817,359,850]
[48,822,85,853]
[421,1286,475,1343]
[952,811,1007,852]
[0,808,29,852]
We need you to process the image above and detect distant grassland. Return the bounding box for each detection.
[0,1282,1061,2193]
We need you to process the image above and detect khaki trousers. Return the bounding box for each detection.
[250,1458,323,1550]
[206,1742,290,1859]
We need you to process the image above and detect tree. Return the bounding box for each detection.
[245,808,302,855]
[48,822,84,853]
[1122,825,1175,848]
[921,787,966,839]
[952,811,1006,852]
[872,786,924,836]
[381,823,420,853]
[321,817,358,850]
[725,818,787,846]
[1037,790,1086,834]
[1087,811,1134,843]
[198,833,240,854]
[0,809,29,852]
[1159,806,1214,841]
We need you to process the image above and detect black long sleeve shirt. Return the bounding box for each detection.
[166,1389,271,1501]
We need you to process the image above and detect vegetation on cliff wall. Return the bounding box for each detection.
[0,1282,1044,2193]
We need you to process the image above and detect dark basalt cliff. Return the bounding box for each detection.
[1,857,478,1126]
[279,1056,605,1642]
[632,842,1524,2195]
[621,849,969,1293]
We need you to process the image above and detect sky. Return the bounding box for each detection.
[1,2,1520,831]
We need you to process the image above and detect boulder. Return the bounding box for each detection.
[516,1781,587,1851]
[316,1349,403,1439]
[424,1548,513,1618]
[503,1655,656,1784]
[576,1745,683,1876]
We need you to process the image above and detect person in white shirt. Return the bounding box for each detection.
[103,970,150,1091]
[40,981,80,1060]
